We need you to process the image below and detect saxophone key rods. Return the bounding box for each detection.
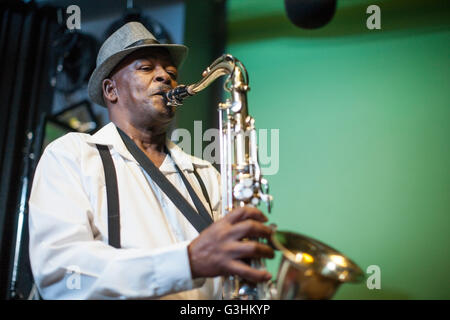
[164,54,363,300]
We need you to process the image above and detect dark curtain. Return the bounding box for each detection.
[0,1,58,299]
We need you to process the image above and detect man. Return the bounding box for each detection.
[28,22,274,299]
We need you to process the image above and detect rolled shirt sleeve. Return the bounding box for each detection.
[28,137,205,299]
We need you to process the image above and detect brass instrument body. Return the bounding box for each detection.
[271,231,364,300]
[164,54,363,300]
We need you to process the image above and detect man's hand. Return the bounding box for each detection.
[187,206,274,283]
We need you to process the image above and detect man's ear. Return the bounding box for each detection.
[102,78,118,104]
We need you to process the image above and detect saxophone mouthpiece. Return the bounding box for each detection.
[164,85,193,107]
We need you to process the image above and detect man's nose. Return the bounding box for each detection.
[154,67,172,85]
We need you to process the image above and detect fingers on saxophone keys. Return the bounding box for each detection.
[232,241,274,260]
[227,260,272,283]
[229,220,273,240]
[226,206,268,224]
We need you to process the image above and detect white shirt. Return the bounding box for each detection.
[28,122,223,299]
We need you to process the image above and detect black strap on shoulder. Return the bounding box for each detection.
[192,167,213,215]
[96,144,121,248]
[116,127,213,233]
[168,155,214,222]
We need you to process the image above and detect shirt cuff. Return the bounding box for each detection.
[151,240,205,295]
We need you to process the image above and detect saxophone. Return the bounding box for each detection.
[164,54,364,300]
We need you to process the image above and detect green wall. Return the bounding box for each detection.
[177,0,225,151]
[226,0,450,299]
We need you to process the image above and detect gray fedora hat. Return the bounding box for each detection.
[87,21,188,107]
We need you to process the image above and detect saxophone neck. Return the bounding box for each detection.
[164,54,249,107]
[190,54,249,94]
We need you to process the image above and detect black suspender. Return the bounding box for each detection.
[95,132,214,248]
[96,144,121,248]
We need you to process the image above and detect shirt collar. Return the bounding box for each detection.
[86,122,210,173]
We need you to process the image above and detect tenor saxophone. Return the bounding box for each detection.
[164,54,364,300]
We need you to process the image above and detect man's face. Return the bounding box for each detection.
[105,47,178,127]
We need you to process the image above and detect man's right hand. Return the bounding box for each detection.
[187,206,274,283]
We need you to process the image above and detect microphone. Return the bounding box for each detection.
[284,0,337,29]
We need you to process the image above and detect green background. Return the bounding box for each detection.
[223,0,450,299]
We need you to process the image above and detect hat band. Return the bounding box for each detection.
[125,38,160,49]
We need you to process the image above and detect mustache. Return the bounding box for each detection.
[151,85,173,96]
